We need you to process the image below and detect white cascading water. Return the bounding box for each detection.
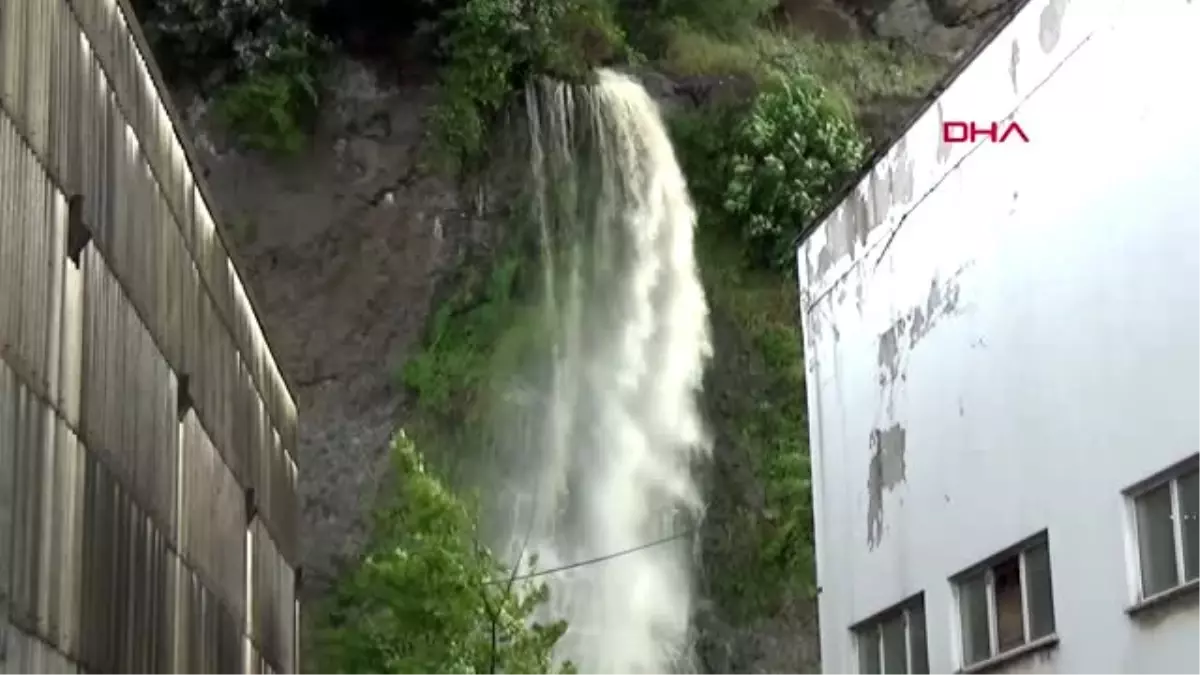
[497,69,713,673]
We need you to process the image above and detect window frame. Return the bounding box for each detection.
[851,592,929,674]
[950,532,1057,672]
[1123,454,1200,609]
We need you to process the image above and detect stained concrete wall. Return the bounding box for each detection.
[795,0,1200,672]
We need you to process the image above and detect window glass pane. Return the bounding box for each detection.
[908,603,929,675]
[1024,541,1056,639]
[881,612,907,674]
[1179,469,1199,583]
[993,556,1025,652]
[959,572,991,666]
[858,628,881,674]
[1137,482,1180,596]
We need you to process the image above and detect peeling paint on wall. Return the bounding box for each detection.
[893,137,916,206]
[936,102,952,164]
[807,139,918,303]
[1039,0,1069,53]
[876,271,964,395]
[1010,40,1021,92]
[866,423,907,550]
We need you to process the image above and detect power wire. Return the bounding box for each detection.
[486,528,696,585]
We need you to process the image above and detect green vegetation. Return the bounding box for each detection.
[429,0,628,170]
[697,230,816,616]
[676,69,864,265]
[133,0,330,156]
[312,432,573,674]
[667,63,859,615]
[350,0,934,661]
[400,254,527,422]
[778,32,944,108]
[211,33,327,156]
[135,0,952,667]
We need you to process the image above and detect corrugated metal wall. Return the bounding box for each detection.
[0,0,301,671]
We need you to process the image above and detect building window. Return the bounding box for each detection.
[854,594,929,674]
[1129,458,1199,601]
[955,534,1056,669]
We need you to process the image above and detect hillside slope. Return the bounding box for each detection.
[139,0,1016,670]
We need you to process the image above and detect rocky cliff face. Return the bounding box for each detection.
[181,61,488,594]
[179,0,1015,668]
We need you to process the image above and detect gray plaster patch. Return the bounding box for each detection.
[866,423,908,550]
[876,274,963,393]
[1039,0,1068,53]
[877,320,904,387]
[850,189,872,252]
[816,244,835,278]
[1010,40,1021,93]
[869,170,889,233]
[936,102,952,164]
[894,137,915,205]
[832,208,857,261]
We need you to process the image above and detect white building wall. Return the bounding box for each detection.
[795,0,1200,672]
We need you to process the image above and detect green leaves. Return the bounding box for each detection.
[673,69,864,270]
[313,432,571,674]
[134,0,330,155]
[430,0,627,170]
[668,63,862,620]
[722,73,865,268]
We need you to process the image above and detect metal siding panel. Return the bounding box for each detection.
[78,449,112,671]
[251,520,295,673]
[0,117,14,370]
[78,249,178,536]
[55,428,85,661]
[56,222,84,430]
[8,368,43,631]
[20,0,52,161]
[0,365,14,609]
[73,0,299,461]
[179,410,247,622]
[47,4,73,194]
[0,0,27,125]
[174,559,245,674]
[0,113,58,395]
[43,192,67,415]
[39,417,75,655]
[1,621,81,674]
[0,0,302,668]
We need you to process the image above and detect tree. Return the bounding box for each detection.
[722,71,865,268]
[313,431,572,674]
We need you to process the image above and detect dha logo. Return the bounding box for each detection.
[942,120,1030,144]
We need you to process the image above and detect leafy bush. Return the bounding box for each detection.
[725,74,864,267]
[212,39,327,155]
[313,431,573,674]
[401,254,526,419]
[133,0,329,155]
[430,0,627,171]
[678,72,865,269]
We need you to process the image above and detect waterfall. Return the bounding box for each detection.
[498,68,713,673]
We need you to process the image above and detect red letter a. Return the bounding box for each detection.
[1000,122,1030,143]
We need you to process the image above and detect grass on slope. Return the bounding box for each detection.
[694,222,815,619]
[657,22,944,119]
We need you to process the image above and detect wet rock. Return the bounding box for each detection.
[775,0,863,41]
[865,0,1018,58]
[179,58,483,592]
